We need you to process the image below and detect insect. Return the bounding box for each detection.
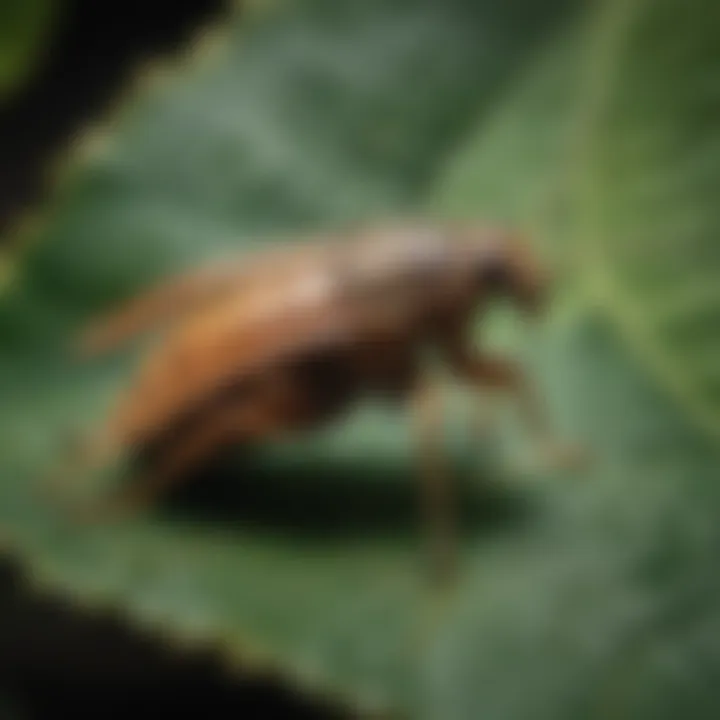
[45,220,586,583]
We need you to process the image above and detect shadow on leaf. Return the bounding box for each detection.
[143,448,539,543]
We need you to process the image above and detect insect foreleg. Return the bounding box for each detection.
[443,338,587,474]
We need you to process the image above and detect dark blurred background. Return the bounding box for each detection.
[0,2,347,716]
[0,0,226,240]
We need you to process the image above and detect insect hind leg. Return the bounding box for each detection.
[37,427,118,514]
[73,386,295,524]
[79,430,229,523]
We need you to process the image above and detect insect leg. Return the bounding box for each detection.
[443,340,587,473]
[74,371,302,523]
[410,374,458,586]
[36,417,130,518]
[73,402,270,523]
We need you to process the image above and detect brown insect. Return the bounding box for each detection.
[45,220,585,582]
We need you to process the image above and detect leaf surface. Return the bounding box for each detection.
[3,0,720,717]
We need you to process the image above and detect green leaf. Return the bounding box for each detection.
[569,0,720,441]
[436,0,720,439]
[0,0,56,99]
[419,315,720,720]
[0,0,581,714]
[3,0,720,717]
[427,0,720,717]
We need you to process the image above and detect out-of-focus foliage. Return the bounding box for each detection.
[1,0,720,718]
[0,0,56,99]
